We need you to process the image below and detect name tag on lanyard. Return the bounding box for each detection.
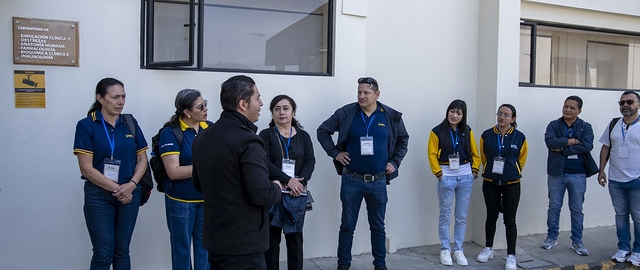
[492,157,504,174]
[360,136,374,156]
[282,158,296,177]
[103,158,121,182]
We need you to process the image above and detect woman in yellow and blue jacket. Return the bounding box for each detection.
[428,99,480,266]
[475,104,528,270]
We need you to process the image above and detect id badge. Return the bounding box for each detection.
[360,136,374,156]
[567,154,578,159]
[492,157,505,174]
[618,145,629,159]
[103,158,121,182]
[448,154,460,170]
[282,159,296,177]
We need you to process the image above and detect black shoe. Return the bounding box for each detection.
[374,266,388,270]
[337,265,350,270]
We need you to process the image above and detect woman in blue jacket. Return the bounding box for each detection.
[159,89,212,270]
[476,104,528,270]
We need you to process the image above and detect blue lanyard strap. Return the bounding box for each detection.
[496,129,504,157]
[621,115,640,142]
[449,129,459,154]
[101,115,116,159]
[275,126,292,159]
[360,111,376,137]
[565,124,573,138]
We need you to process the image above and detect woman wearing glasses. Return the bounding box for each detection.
[158,89,212,270]
[428,99,480,266]
[476,104,528,270]
[259,95,315,270]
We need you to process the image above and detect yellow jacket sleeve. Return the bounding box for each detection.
[518,138,529,171]
[480,135,486,173]
[469,129,481,174]
[427,130,443,178]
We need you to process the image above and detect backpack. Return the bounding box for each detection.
[605,117,621,161]
[150,125,183,193]
[122,114,154,206]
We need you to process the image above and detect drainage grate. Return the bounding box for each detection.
[505,255,553,269]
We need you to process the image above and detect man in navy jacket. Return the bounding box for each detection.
[540,95,593,256]
[193,75,282,270]
[317,77,409,270]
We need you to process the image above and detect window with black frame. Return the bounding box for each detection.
[519,21,640,90]
[141,0,333,75]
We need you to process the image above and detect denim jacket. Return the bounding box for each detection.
[544,117,593,176]
[317,101,409,182]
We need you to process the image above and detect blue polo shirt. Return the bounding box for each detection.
[159,119,210,201]
[345,106,389,174]
[73,111,148,184]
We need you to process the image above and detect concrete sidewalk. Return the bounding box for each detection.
[293,225,638,269]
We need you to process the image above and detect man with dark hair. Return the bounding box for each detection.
[598,90,640,265]
[193,75,282,270]
[317,77,409,270]
[540,95,593,256]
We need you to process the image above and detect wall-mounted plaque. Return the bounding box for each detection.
[13,17,79,67]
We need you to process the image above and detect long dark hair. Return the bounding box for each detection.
[437,99,471,157]
[164,89,202,128]
[87,77,123,116]
[268,95,303,129]
[498,103,518,128]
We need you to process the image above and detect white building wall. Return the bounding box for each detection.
[1,0,639,269]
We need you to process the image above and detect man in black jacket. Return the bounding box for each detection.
[193,75,282,270]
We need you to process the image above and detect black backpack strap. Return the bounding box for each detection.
[122,114,136,139]
[606,117,621,161]
[172,126,183,146]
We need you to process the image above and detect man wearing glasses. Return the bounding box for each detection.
[598,91,640,266]
[317,77,409,270]
[540,95,594,256]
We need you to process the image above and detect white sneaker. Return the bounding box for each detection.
[611,249,630,263]
[628,252,640,266]
[505,255,517,270]
[440,249,453,266]
[477,247,494,262]
[453,250,468,266]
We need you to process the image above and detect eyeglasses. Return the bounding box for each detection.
[195,100,207,111]
[618,100,637,106]
[496,113,511,118]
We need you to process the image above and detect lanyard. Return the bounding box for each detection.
[496,129,505,158]
[360,111,376,137]
[275,126,292,159]
[101,115,116,159]
[449,128,459,154]
[621,115,640,142]
[565,124,573,138]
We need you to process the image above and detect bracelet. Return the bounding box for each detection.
[129,180,138,185]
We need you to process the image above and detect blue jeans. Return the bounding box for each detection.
[545,173,586,243]
[84,181,140,270]
[438,174,474,251]
[165,196,209,270]
[337,173,388,267]
[608,179,640,252]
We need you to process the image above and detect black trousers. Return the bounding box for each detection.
[482,181,521,255]
[265,226,304,270]
[209,251,265,270]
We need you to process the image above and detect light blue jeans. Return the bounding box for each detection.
[608,179,640,252]
[545,174,586,243]
[438,174,474,251]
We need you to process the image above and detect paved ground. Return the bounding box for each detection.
[288,225,639,269]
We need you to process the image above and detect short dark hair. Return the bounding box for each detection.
[565,95,583,109]
[358,77,379,91]
[220,75,256,112]
[621,90,640,101]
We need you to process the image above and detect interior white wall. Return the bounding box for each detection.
[1,0,640,269]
